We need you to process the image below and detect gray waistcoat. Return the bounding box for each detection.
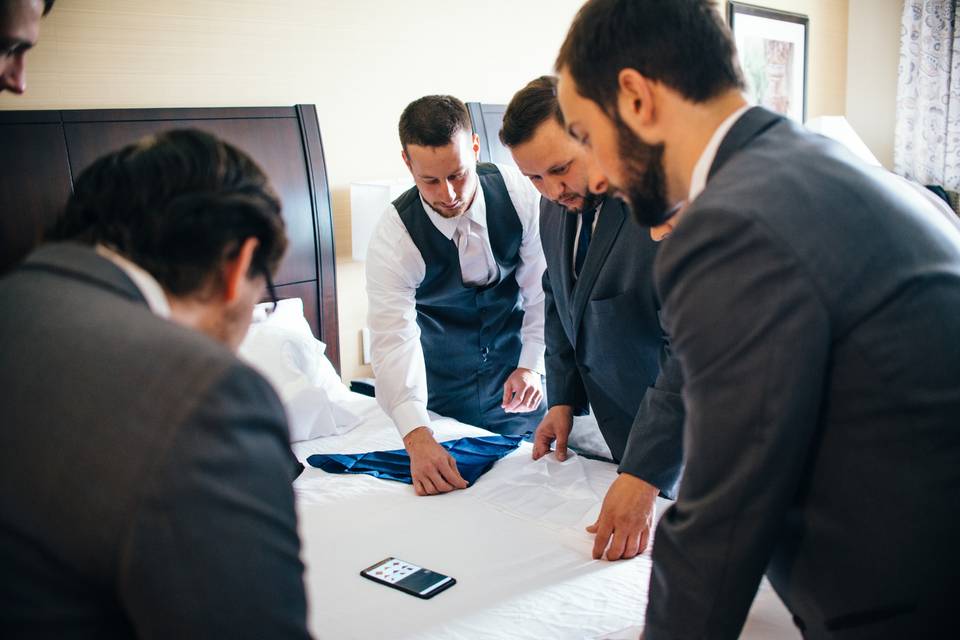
[394,163,543,434]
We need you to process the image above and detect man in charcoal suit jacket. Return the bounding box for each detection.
[0,130,310,638]
[557,0,960,636]
[503,76,684,562]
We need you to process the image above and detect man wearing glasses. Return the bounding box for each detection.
[0,129,311,638]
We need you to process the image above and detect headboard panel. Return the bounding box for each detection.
[0,105,340,372]
[466,102,515,168]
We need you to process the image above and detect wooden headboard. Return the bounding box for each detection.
[0,105,340,373]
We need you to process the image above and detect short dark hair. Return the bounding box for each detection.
[53,129,287,297]
[500,76,564,148]
[398,95,472,150]
[43,0,55,15]
[555,0,744,114]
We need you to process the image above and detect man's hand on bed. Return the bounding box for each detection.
[501,368,543,413]
[531,405,574,461]
[587,473,659,561]
[403,427,469,496]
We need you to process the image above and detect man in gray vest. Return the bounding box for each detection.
[0,0,54,94]
[556,0,960,636]
[501,75,684,562]
[366,95,546,496]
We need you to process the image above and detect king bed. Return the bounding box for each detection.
[0,105,797,639]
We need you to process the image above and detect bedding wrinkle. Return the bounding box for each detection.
[289,391,796,639]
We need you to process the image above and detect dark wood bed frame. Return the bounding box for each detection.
[0,104,340,373]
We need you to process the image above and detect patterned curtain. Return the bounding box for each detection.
[894,0,960,190]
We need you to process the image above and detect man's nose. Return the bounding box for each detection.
[443,180,456,202]
[546,178,566,202]
[587,167,608,195]
[1,54,27,94]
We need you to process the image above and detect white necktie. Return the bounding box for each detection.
[455,216,494,286]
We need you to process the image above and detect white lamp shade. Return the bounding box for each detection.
[805,116,881,167]
[350,179,413,260]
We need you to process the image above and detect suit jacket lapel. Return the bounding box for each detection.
[570,196,626,338]
[548,208,579,344]
[708,106,784,182]
[559,209,577,297]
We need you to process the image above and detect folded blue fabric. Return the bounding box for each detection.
[305,434,523,486]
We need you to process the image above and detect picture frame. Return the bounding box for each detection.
[727,2,809,122]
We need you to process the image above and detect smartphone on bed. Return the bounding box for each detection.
[360,557,456,599]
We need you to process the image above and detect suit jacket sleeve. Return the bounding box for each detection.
[617,335,685,499]
[542,246,589,415]
[119,362,310,639]
[645,209,830,639]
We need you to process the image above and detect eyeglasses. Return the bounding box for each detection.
[262,268,279,315]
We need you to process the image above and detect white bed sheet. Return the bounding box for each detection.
[292,392,798,640]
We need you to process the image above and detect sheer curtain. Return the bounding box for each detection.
[894,0,960,190]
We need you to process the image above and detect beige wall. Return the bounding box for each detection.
[720,0,850,118]
[846,0,903,169]
[4,0,850,382]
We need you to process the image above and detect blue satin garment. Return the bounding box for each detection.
[305,435,523,486]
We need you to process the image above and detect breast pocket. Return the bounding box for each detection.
[581,290,662,384]
[587,290,631,316]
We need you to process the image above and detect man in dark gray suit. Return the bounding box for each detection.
[556,0,960,637]
[501,76,684,563]
[0,130,310,638]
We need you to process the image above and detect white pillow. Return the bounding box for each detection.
[240,298,359,441]
[248,298,348,398]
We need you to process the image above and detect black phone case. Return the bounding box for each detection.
[360,559,456,600]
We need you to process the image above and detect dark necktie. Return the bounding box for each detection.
[574,206,597,278]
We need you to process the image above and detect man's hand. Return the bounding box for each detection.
[501,367,543,413]
[587,473,659,561]
[650,202,683,241]
[531,405,574,461]
[403,427,468,496]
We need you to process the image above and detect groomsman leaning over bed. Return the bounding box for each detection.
[366,95,547,497]
[0,130,310,638]
[501,76,684,562]
[0,0,55,94]
[556,0,960,636]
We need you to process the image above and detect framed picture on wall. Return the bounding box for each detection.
[727,2,809,122]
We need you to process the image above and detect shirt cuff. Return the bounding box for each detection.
[518,342,546,375]
[391,400,433,439]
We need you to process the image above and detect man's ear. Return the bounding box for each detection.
[617,68,656,129]
[401,148,412,172]
[472,133,481,161]
[222,237,260,303]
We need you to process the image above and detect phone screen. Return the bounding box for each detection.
[361,557,455,598]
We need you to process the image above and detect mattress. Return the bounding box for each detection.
[292,392,798,639]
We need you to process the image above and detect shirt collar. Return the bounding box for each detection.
[688,103,752,203]
[421,182,487,240]
[95,244,171,318]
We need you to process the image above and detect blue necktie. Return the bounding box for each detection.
[305,435,522,486]
[574,206,596,278]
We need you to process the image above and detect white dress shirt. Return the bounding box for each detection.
[366,163,546,437]
[96,244,171,318]
[688,104,752,203]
